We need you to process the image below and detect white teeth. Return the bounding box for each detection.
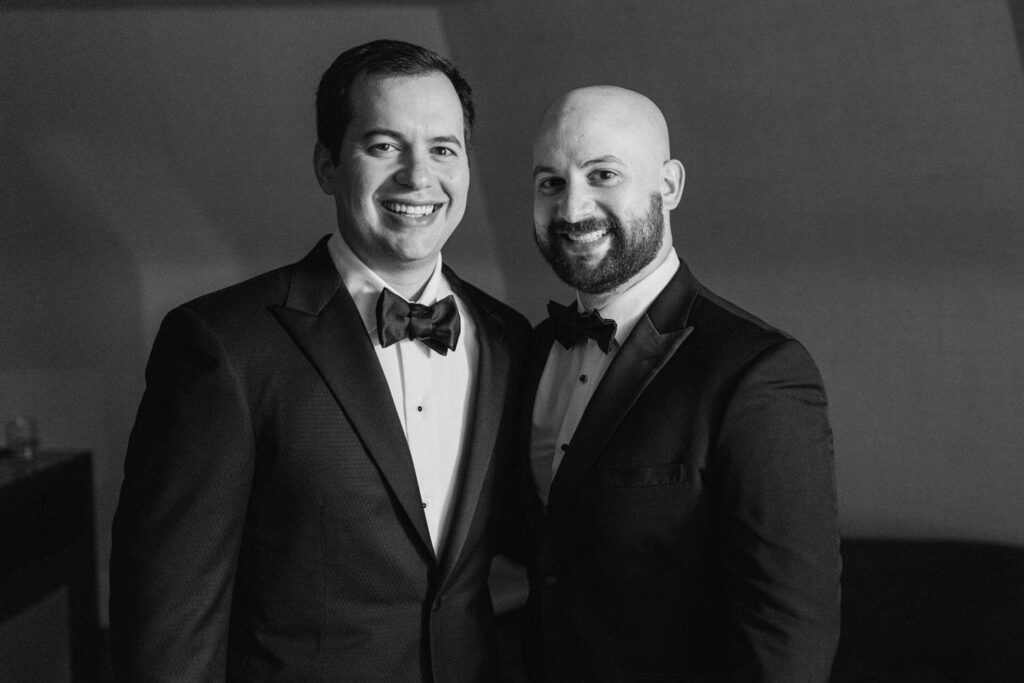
[383,201,439,217]
[565,229,609,244]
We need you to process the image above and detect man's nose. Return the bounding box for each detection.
[394,151,433,190]
[557,182,596,224]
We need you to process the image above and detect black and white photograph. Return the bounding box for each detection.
[2,1,1022,681]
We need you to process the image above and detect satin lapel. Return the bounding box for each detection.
[269,237,433,558]
[546,263,701,514]
[437,269,510,578]
[524,320,557,529]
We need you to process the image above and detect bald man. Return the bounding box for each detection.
[516,86,841,681]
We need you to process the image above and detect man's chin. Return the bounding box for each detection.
[552,262,611,293]
[559,250,605,272]
[385,233,450,263]
[539,242,617,293]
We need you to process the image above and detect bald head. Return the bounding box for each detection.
[534,85,672,166]
[531,85,685,301]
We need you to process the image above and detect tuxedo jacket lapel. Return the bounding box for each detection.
[522,322,557,528]
[270,237,434,558]
[438,268,510,578]
[546,263,701,513]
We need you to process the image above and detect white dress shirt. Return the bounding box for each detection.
[530,251,680,506]
[328,234,478,553]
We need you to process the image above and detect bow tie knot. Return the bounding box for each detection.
[376,288,461,355]
[547,300,617,353]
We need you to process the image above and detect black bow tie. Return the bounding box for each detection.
[547,300,617,353]
[376,288,461,355]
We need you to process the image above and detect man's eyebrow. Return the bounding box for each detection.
[429,134,464,149]
[533,165,558,178]
[361,128,402,142]
[360,129,464,149]
[581,155,624,167]
[532,155,625,177]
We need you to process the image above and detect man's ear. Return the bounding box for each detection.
[661,159,685,210]
[313,142,337,195]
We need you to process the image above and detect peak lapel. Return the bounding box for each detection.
[523,320,557,527]
[270,237,433,558]
[546,262,702,513]
[437,269,510,578]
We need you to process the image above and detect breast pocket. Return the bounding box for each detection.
[584,463,707,579]
[598,462,698,488]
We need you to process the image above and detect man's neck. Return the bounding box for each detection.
[378,267,434,301]
[334,233,439,301]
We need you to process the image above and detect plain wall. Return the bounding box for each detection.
[1,0,1022,650]
[441,0,1024,544]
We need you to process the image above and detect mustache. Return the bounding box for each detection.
[548,216,620,235]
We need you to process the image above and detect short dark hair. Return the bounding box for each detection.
[316,39,474,165]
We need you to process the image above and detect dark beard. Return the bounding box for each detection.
[535,192,664,294]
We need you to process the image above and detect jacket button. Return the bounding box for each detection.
[433,595,443,611]
[543,575,558,587]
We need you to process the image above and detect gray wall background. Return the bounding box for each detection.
[1,3,1022,671]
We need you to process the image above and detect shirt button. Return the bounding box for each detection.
[560,444,568,452]
[579,374,588,383]
[422,502,428,508]
[417,406,423,412]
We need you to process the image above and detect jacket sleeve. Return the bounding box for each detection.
[110,306,255,682]
[714,338,841,682]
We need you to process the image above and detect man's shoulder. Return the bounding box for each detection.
[165,241,332,344]
[180,262,292,320]
[446,268,531,340]
[682,284,819,376]
[684,287,830,398]
[179,236,333,316]
[691,287,791,346]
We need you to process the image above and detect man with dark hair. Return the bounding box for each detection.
[519,85,841,680]
[111,39,529,681]
[315,39,475,164]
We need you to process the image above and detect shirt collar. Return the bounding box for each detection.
[327,233,448,334]
[579,250,680,347]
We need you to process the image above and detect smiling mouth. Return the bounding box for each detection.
[562,228,610,244]
[382,200,442,217]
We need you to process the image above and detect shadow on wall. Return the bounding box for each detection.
[0,133,146,631]
[1009,0,1024,72]
[0,12,251,625]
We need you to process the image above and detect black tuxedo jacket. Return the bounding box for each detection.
[518,261,841,682]
[110,236,530,682]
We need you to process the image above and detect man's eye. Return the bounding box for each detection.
[537,177,565,194]
[432,146,457,157]
[368,142,398,154]
[590,169,618,183]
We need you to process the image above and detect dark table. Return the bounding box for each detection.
[0,450,100,681]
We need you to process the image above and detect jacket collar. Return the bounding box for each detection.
[541,259,702,513]
[275,236,512,573]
